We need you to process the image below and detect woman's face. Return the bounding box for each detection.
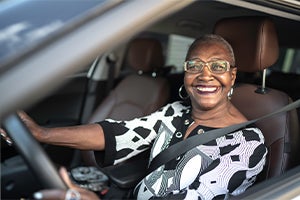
[184,41,237,111]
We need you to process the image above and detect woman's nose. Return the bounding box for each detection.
[197,65,213,80]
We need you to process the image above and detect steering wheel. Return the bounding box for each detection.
[2,113,67,190]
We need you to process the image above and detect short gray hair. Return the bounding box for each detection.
[186,34,235,66]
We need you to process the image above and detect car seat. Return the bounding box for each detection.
[213,16,300,182]
[81,38,170,167]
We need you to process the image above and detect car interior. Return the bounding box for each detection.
[214,16,300,181]
[88,15,300,188]
[1,0,300,199]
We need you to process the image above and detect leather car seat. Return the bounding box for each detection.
[213,16,300,182]
[82,38,170,166]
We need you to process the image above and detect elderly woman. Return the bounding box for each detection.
[6,34,267,200]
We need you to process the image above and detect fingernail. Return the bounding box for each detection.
[33,192,43,199]
[6,139,13,146]
[0,131,5,137]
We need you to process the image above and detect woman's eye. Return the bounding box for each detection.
[211,63,226,71]
[187,64,197,70]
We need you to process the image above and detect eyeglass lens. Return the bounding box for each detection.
[185,60,229,74]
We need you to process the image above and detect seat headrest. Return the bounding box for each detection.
[126,38,164,73]
[213,16,279,72]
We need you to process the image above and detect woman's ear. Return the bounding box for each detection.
[230,67,237,85]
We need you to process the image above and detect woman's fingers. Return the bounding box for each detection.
[1,110,39,145]
[33,190,65,200]
[33,187,100,200]
[32,167,78,200]
[33,167,100,200]
[32,167,71,200]
[59,167,100,199]
[34,189,91,200]
[59,167,78,189]
[0,128,13,145]
[16,110,46,141]
[17,110,35,126]
[0,128,7,137]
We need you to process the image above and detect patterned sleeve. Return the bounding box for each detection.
[184,127,267,200]
[97,102,182,166]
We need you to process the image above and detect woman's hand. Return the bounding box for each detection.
[0,111,46,145]
[33,167,100,200]
[17,110,47,141]
[2,110,105,150]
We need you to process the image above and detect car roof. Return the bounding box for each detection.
[148,1,300,47]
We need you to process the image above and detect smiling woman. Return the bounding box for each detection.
[1,34,267,200]
[1,0,300,199]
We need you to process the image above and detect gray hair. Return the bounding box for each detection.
[186,34,235,66]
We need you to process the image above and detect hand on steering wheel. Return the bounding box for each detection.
[33,167,100,200]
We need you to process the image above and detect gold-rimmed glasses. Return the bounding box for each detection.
[184,59,232,74]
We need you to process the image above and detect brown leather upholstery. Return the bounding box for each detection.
[88,74,170,122]
[82,38,170,166]
[214,17,300,181]
[88,38,169,122]
[231,84,299,181]
[127,38,164,73]
[214,17,279,72]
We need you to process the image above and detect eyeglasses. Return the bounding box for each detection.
[184,59,232,74]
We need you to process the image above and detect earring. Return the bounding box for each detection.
[227,87,234,100]
[179,84,189,100]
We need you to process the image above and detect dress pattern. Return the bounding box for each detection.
[98,101,267,199]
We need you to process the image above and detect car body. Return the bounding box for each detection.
[1,0,300,199]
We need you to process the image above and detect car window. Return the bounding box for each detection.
[165,34,194,73]
[131,32,194,74]
[271,47,300,74]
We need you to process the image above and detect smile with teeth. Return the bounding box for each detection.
[195,86,219,93]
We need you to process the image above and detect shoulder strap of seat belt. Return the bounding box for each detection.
[105,53,117,96]
[147,99,300,174]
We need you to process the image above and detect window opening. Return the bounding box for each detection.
[166,34,194,73]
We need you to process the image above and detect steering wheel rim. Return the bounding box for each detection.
[2,113,67,190]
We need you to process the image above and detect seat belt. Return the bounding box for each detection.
[105,53,117,96]
[148,99,300,174]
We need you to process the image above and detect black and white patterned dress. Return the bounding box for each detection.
[98,101,267,200]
